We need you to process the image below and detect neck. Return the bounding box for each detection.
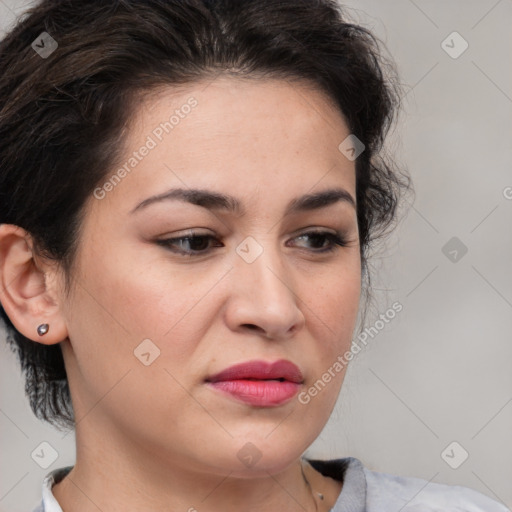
[52,421,337,512]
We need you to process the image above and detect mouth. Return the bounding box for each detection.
[205,359,304,407]
[205,358,304,384]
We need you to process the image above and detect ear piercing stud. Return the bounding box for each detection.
[37,323,49,336]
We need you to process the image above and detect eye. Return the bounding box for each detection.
[156,233,222,257]
[289,230,349,253]
[156,229,351,257]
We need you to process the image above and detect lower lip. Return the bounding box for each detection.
[206,379,301,406]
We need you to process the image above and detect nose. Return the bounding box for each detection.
[224,239,306,340]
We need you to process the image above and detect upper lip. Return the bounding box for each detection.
[206,359,304,384]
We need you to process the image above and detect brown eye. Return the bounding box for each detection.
[157,234,223,256]
[156,229,350,258]
[290,230,348,253]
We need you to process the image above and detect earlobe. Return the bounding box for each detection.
[0,223,69,345]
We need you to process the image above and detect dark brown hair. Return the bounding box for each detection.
[0,0,411,430]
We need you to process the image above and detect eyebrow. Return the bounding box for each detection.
[130,186,356,216]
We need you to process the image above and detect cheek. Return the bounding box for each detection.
[62,263,206,422]
[79,255,227,366]
[308,264,361,346]
[296,263,360,394]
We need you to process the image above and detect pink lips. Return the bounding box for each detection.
[205,359,304,407]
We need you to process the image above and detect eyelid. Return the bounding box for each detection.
[155,227,354,257]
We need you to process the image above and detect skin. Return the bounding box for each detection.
[0,77,361,511]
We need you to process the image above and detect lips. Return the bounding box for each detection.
[205,359,304,384]
[205,359,304,407]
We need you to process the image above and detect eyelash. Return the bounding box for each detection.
[156,230,350,257]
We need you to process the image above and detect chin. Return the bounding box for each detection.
[216,433,309,477]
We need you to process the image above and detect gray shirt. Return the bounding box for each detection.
[32,457,510,511]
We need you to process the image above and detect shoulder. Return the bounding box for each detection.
[362,463,510,512]
[308,456,509,511]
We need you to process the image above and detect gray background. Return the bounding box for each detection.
[1,0,511,510]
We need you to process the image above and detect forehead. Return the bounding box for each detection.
[86,76,356,221]
[131,76,349,154]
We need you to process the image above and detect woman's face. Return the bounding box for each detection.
[59,77,361,476]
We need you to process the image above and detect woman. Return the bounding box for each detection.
[0,0,508,511]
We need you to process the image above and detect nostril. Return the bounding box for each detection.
[242,324,273,339]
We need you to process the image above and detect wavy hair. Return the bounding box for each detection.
[0,0,411,430]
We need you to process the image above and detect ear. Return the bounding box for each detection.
[0,224,69,345]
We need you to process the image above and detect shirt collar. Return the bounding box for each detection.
[39,466,72,512]
[307,456,367,511]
